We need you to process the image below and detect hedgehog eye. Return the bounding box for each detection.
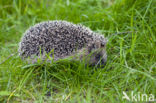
[101,42,105,47]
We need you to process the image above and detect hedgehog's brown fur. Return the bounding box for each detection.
[18,20,107,66]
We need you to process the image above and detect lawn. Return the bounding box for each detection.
[0,0,156,102]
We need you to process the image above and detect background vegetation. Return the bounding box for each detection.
[0,0,156,102]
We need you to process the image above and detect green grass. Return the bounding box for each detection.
[0,0,156,102]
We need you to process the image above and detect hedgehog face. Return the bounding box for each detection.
[86,40,107,67]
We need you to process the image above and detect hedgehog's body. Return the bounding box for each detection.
[19,20,107,66]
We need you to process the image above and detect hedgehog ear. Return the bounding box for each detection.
[87,42,100,53]
[95,41,101,48]
[101,39,107,48]
[101,41,106,48]
[87,43,94,53]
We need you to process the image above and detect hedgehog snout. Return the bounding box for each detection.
[96,51,107,66]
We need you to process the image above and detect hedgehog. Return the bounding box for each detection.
[18,20,107,66]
